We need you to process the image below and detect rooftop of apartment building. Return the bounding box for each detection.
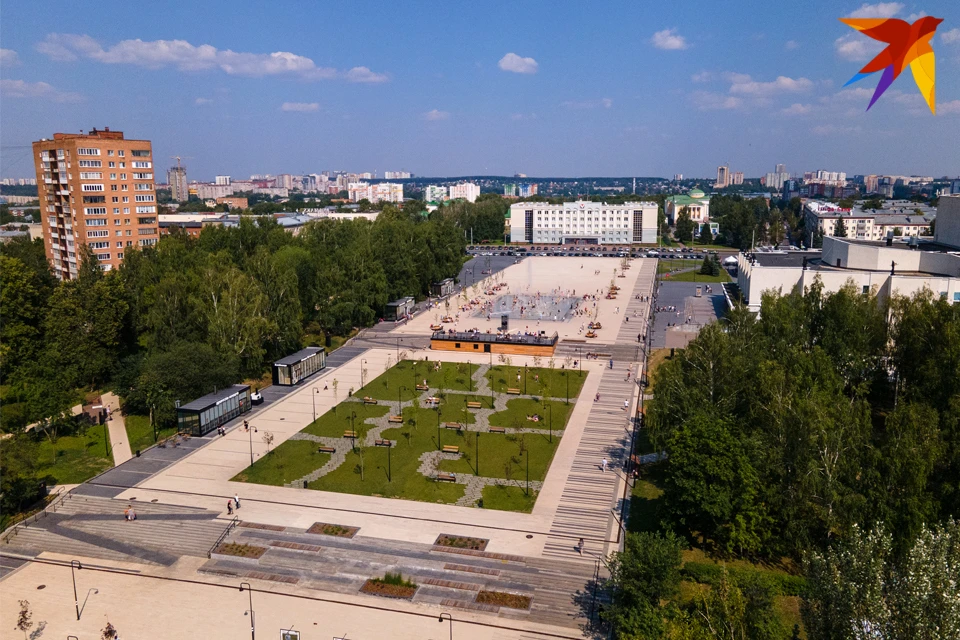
[41,127,137,141]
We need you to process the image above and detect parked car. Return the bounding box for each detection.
[251,390,264,405]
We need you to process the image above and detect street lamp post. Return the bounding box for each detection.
[398,385,407,416]
[438,613,453,640]
[524,363,527,394]
[348,411,357,451]
[312,387,319,422]
[246,421,256,466]
[102,422,109,458]
[475,432,480,476]
[396,337,402,364]
[240,582,255,640]
[576,347,583,377]
[70,560,81,620]
[468,360,472,392]
[376,439,392,482]
[547,405,553,443]
[436,407,442,451]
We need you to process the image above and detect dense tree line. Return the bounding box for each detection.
[1,209,465,432]
[705,194,804,250]
[648,282,960,560]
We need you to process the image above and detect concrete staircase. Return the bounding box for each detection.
[2,495,228,566]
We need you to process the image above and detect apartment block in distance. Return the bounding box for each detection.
[33,128,159,279]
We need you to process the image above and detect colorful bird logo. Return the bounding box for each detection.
[840,15,943,113]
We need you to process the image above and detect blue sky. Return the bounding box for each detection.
[2,0,959,180]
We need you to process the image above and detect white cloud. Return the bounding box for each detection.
[781,103,812,115]
[194,97,213,106]
[423,109,450,121]
[280,102,319,112]
[560,98,613,109]
[345,66,388,83]
[0,48,20,67]
[942,28,960,44]
[0,78,83,102]
[728,74,814,96]
[824,87,874,102]
[784,40,800,50]
[510,113,537,121]
[651,28,688,51]
[906,11,927,21]
[33,33,389,82]
[690,71,712,82]
[937,100,960,115]
[690,91,743,111]
[834,33,884,61]
[847,2,903,18]
[498,52,538,74]
[812,124,862,135]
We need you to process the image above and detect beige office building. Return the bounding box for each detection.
[33,128,159,279]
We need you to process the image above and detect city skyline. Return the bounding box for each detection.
[2,0,960,180]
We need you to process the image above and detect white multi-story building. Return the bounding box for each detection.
[423,185,448,203]
[348,182,404,204]
[804,200,936,243]
[448,182,480,203]
[196,183,236,200]
[509,200,658,244]
[384,171,413,179]
[215,175,231,185]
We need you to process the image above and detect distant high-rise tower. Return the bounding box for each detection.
[33,128,159,280]
[732,171,744,185]
[168,162,188,202]
[775,163,786,174]
[715,165,730,188]
[674,174,683,182]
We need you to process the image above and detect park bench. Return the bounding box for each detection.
[375,439,392,447]
[442,445,460,454]
[466,401,482,409]
[506,388,521,395]
[488,426,506,434]
[363,397,378,405]
[426,396,441,405]
[437,472,456,482]
[415,384,430,391]
[388,415,403,423]
[318,445,337,454]
[343,430,358,438]
[444,422,462,430]
[429,324,443,331]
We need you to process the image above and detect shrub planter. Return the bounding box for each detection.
[476,590,532,610]
[211,543,267,565]
[434,534,489,551]
[307,522,359,538]
[360,572,418,600]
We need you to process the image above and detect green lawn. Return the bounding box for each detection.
[488,398,572,432]
[231,439,331,486]
[486,365,585,399]
[125,414,177,454]
[355,359,479,401]
[657,259,701,274]
[302,404,390,438]
[35,425,113,485]
[308,407,466,503]
[232,360,581,512]
[663,270,730,283]
[438,428,559,481]
[481,485,538,512]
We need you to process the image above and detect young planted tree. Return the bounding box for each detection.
[16,600,32,639]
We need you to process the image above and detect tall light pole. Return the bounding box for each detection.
[475,432,480,476]
[438,613,453,640]
[240,582,255,640]
[398,385,407,416]
[396,337,402,363]
[312,387,319,422]
[348,411,357,451]
[436,407,442,451]
[71,560,82,620]
[547,405,553,443]
[360,359,368,390]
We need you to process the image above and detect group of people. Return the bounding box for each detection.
[226,494,241,515]
[123,505,137,521]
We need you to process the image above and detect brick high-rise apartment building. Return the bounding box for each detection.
[33,128,159,279]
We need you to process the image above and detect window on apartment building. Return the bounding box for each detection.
[111,185,118,191]
[87,219,107,227]
[125,230,132,236]
[114,219,122,226]
[79,172,102,180]
[87,230,109,238]
[117,150,124,157]
[112,208,120,214]
[132,161,151,169]
[112,197,119,203]
[126,241,133,247]
[89,242,109,250]
[107,150,114,156]
[119,163,125,168]
[77,148,100,156]
[115,230,122,236]
[81,184,104,192]
[122,197,129,203]
[78,160,102,168]
[123,208,130,214]
[96,253,110,260]
[82,196,106,203]
[110,173,117,180]
[134,193,154,200]
[131,150,150,157]
[133,173,152,180]
[109,162,116,168]
[121,185,128,191]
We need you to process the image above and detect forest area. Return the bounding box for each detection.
[605,282,960,639]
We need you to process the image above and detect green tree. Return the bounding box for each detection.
[698,224,714,245]
[833,217,848,237]
[605,531,684,638]
[675,207,695,243]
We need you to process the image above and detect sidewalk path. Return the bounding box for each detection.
[101,391,133,466]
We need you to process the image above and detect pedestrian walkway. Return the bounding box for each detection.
[540,261,656,563]
[101,391,133,466]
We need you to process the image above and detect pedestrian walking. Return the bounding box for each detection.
[227,500,233,515]
[601,458,608,473]
[623,399,629,411]
[578,538,585,555]
[234,494,241,509]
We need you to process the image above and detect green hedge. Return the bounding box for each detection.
[681,561,807,596]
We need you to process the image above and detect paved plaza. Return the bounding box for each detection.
[1,257,659,639]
